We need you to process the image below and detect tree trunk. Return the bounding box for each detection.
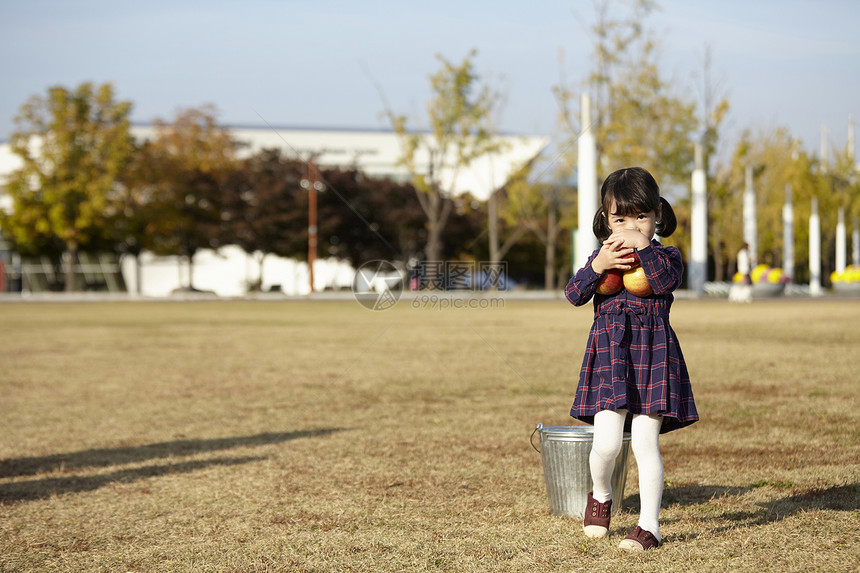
[133,253,143,295]
[257,252,266,290]
[64,240,77,292]
[712,229,724,282]
[425,223,443,263]
[422,190,452,264]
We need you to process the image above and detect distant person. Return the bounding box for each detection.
[737,242,751,284]
[729,242,753,303]
[564,167,698,552]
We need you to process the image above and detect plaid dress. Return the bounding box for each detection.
[565,240,698,434]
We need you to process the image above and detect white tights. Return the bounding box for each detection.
[590,409,663,541]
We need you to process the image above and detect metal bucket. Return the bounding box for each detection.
[531,424,631,518]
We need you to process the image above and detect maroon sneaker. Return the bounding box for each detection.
[583,491,611,539]
[618,526,661,551]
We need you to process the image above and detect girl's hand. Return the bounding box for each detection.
[591,238,636,274]
[605,229,651,250]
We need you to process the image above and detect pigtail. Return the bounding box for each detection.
[656,196,677,238]
[592,205,611,242]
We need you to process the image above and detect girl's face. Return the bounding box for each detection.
[607,199,659,240]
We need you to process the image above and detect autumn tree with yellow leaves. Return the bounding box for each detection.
[2,82,134,291]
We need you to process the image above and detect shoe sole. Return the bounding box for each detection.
[583,525,609,539]
[618,538,645,551]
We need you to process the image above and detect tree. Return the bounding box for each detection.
[384,49,503,263]
[109,138,162,294]
[698,45,731,279]
[552,0,701,282]
[699,46,731,177]
[224,149,307,289]
[2,82,134,291]
[714,128,825,282]
[319,168,426,266]
[225,149,428,287]
[810,131,859,283]
[501,159,574,289]
[572,0,698,184]
[138,106,238,290]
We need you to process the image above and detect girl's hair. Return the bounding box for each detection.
[591,167,677,241]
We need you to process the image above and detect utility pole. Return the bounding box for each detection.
[301,161,325,293]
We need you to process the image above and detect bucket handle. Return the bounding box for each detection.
[530,423,543,453]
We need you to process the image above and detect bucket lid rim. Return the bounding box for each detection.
[538,425,593,432]
[537,424,631,440]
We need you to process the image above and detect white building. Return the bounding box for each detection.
[128,124,547,201]
[0,125,547,296]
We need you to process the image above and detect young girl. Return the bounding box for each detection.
[564,167,698,551]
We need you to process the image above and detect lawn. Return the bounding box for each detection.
[0,297,858,572]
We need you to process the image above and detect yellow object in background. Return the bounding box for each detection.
[831,265,860,284]
[750,264,769,284]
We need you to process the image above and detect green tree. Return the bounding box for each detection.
[384,49,502,263]
[2,82,134,291]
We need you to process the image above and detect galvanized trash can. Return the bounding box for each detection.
[531,424,631,518]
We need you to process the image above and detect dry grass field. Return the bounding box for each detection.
[0,296,858,572]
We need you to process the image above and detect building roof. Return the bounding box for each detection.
[0,125,549,206]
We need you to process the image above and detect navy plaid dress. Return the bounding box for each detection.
[565,240,698,434]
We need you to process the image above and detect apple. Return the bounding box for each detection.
[596,269,623,295]
[623,251,653,296]
[623,266,652,296]
[627,250,641,268]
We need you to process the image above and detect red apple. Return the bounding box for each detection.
[596,269,623,295]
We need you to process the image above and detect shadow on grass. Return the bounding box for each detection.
[620,484,753,514]
[0,455,267,504]
[662,484,754,506]
[623,483,859,538]
[0,428,346,505]
[0,428,345,478]
[717,483,860,527]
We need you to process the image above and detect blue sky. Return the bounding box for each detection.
[2,0,858,161]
